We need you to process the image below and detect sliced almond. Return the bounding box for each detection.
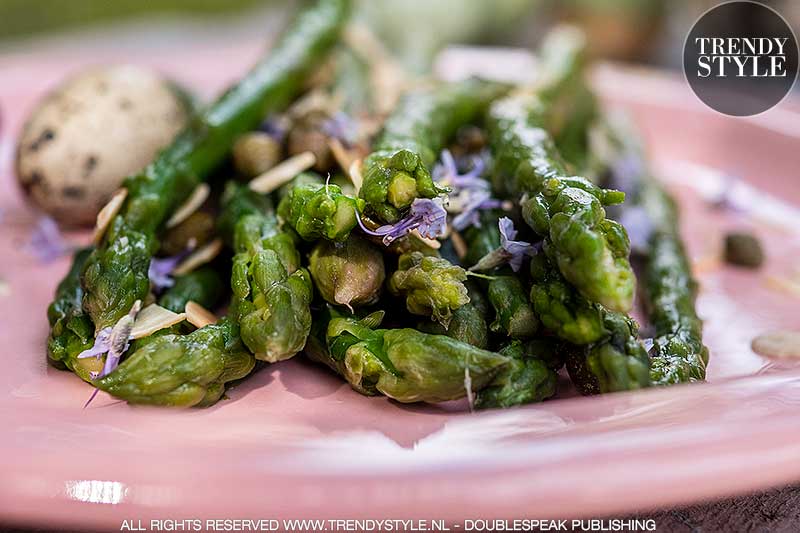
[344,23,397,68]
[329,138,355,173]
[130,304,186,339]
[450,230,468,260]
[371,63,406,116]
[343,24,409,116]
[692,254,722,275]
[348,159,364,194]
[249,152,317,194]
[185,301,218,329]
[93,189,127,245]
[410,229,441,250]
[173,238,223,276]
[765,275,800,298]
[752,330,800,360]
[166,184,210,229]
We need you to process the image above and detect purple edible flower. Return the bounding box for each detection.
[433,149,487,191]
[258,115,288,142]
[321,111,358,147]
[451,189,504,231]
[499,217,537,272]
[609,154,645,195]
[79,301,141,407]
[434,149,505,229]
[356,197,447,245]
[25,216,72,263]
[78,301,140,377]
[148,255,183,292]
[148,245,195,292]
[617,205,654,255]
[469,217,539,273]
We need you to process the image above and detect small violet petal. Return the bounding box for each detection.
[25,216,72,263]
[258,115,287,141]
[356,198,447,245]
[433,149,487,190]
[498,217,537,272]
[412,198,447,240]
[148,248,193,292]
[617,206,654,254]
[77,328,113,360]
[321,112,357,147]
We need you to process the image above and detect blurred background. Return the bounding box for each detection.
[1,0,798,72]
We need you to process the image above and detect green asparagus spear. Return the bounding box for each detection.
[525,337,569,372]
[46,248,101,382]
[535,25,588,110]
[223,184,313,362]
[94,318,255,407]
[388,251,470,327]
[528,253,605,345]
[307,310,509,403]
[640,183,709,385]
[475,340,558,409]
[80,0,350,332]
[309,236,385,309]
[277,178,365,242]
[360,79,507,223]
[566,311,650,394]
[417,281,489,349]
[535,27,598,172]
[487,275,538,339]
[460,212,537,339]
[487,94,634,313]
[599,114,708,385]
[157,267,225,314]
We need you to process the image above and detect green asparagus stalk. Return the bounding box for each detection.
[308,236,385,309]
[461,210,503,267]
[94,318,254,407]
[474,340,558,409]
[640,183,709,385]
[528,253,605,345]
[306,309,509,403]
[487,93,634,313]
[417,281,489,349]
[277,178,365,242]
[80,0,350,332]
[484,25,634,313]
[388,251,470,327]
[534,27,598,172]
[360,79,507,223]
[487,275,538,339]
[566,311,650,394]
[46,248,100,382]
[599,114,708,385]
[222,183,313,362]
[157,267,225,314]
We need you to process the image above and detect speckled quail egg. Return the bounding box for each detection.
[16,65,192,226]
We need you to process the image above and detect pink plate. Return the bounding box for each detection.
[1,37,800,530]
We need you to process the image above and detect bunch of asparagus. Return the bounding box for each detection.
[45,3,707,409]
